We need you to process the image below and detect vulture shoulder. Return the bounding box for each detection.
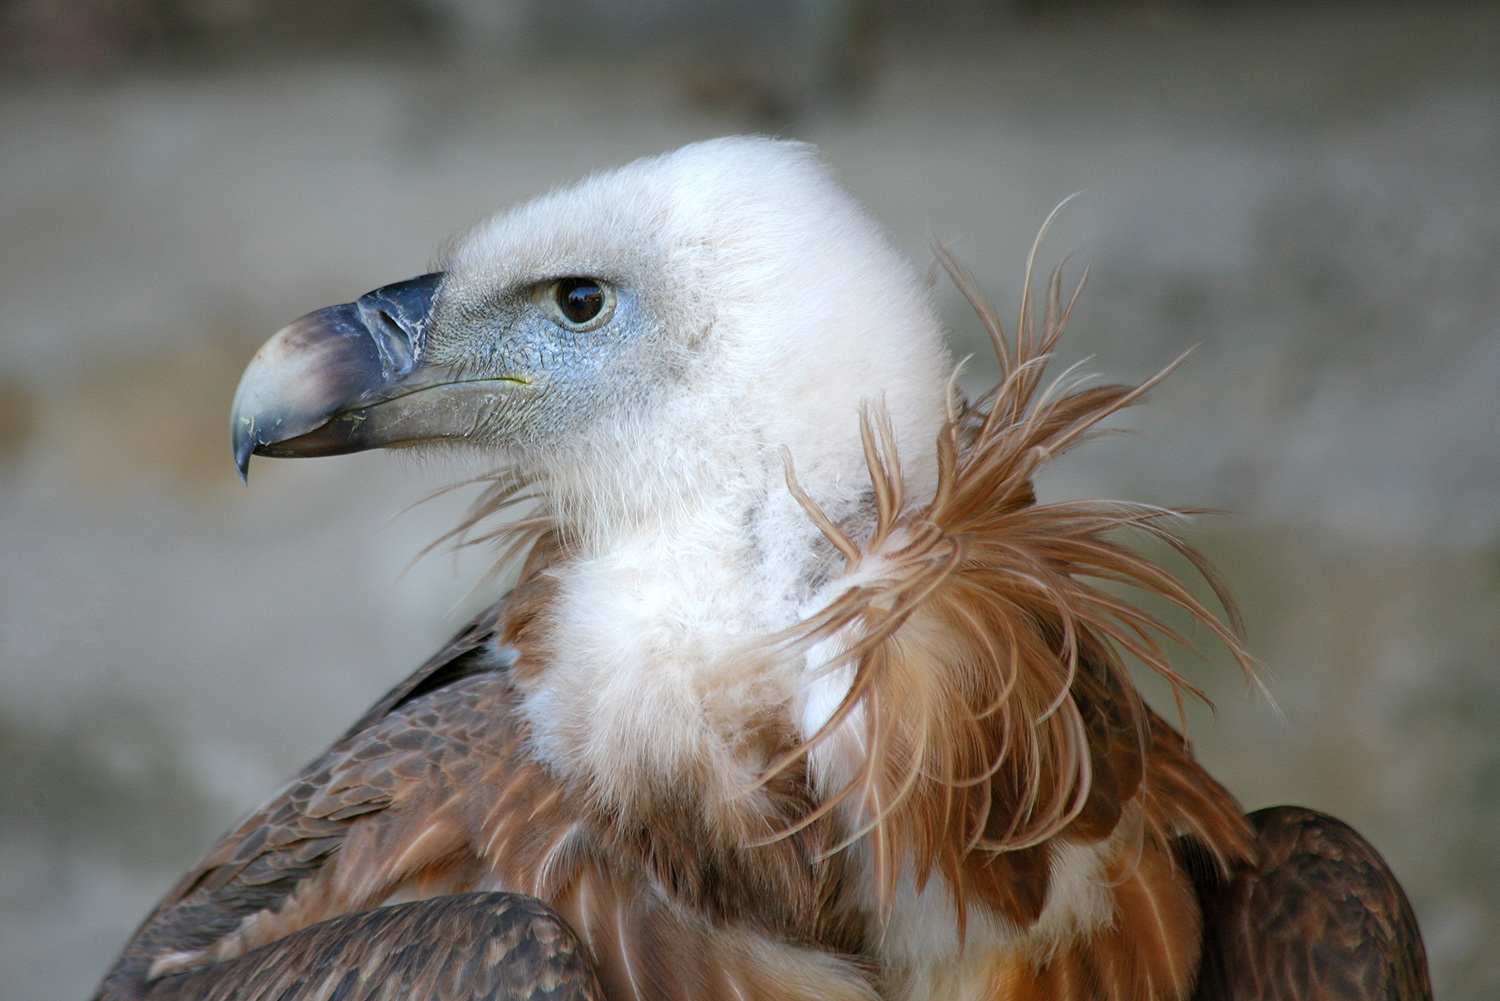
[1188,805,1433,1001]
[92,592,554,1001]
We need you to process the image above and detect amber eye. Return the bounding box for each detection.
[545,276,615,331]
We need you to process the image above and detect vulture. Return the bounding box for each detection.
[95,137,1431,1001]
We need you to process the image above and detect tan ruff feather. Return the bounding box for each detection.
[776,242,1257,945]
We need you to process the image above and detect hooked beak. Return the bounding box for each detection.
[229,273,522,481]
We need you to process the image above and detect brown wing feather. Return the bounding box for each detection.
[124,892,602,1001]
[1189,805,1433,1001]
[93,597,530,998]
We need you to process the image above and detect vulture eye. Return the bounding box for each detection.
[542,277,616,331]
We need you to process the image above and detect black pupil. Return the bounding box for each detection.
[557,278,604,324]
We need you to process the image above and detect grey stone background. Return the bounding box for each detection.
[1,2,1496,997]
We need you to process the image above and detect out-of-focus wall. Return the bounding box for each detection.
[2,2,1496,998]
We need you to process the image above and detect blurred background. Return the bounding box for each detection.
[1,0,1497,997]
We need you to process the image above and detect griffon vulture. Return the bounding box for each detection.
[95,137,1431,1001]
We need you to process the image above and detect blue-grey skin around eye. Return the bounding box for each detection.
[426,282,665,450]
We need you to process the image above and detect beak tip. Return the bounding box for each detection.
[233,435,253,483]
[231,406,256,483]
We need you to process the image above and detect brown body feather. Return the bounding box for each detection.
[96,252,1427,1001]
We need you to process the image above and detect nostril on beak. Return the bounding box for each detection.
[368,308,416,378]
[353,271,442,382]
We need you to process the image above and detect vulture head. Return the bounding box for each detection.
[233,137,951,562]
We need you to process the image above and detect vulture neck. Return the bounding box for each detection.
[519,405,912,816]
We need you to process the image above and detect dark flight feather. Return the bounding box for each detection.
[115,892,603,1001]
[1189,806,1433,1001]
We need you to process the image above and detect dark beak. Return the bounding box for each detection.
[231,273,445,480]
[233,272,540,481]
